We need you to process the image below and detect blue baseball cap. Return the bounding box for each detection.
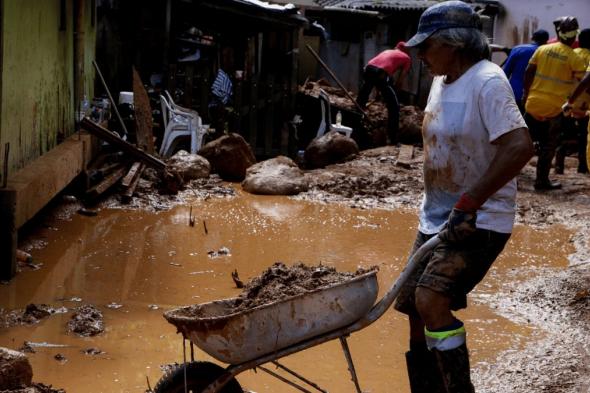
[406,1,480,47]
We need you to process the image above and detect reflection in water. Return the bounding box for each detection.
[0,192,572,392]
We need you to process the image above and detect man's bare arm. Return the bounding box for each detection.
[467,128,534,206]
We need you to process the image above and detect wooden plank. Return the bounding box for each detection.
[132,67,155,154]
[395,144,415,168]
[0,189,17,280]
[81,118,166,171]
[121,164,145,204]
[85,166,127,200]
[121,162,142,187]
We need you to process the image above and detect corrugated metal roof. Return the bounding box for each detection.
[316,0,441,11]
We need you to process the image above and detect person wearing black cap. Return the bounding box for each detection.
[503,29,549,112]
[522,16,587,190]
[392,1,534,392]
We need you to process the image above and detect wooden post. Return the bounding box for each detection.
[0,188,17,280]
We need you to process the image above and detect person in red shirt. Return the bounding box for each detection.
[357,41,411,144]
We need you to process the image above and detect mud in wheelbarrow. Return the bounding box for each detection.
[164,270,379,364]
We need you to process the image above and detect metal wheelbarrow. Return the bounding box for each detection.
[153,235,441,393]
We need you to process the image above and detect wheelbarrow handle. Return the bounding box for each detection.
[354,234,442,327]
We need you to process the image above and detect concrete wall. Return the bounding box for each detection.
[494,0,590,47]
[0,0,96,181]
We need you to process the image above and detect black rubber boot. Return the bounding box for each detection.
[554,145,565,174]
[535,156,561,190]
[433,343,475,393]
[405,348,445,393]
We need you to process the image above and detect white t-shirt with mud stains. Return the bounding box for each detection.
[419,59,527,235]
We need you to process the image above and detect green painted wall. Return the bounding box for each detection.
[0,0,96,179]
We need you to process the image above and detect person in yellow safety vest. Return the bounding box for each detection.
[555,28,590,174]
[522,16,587,190]
[562,42,590,172]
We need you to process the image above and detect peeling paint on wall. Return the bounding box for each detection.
[0,0,95,178]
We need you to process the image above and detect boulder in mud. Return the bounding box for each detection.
[0,347,33,390]
[67,305,104,337]
[166,150,211,181]
[242,156,309,195]
[305,131,359,169]
[199,133,256,181]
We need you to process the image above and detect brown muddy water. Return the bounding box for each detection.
[0,190,573,393]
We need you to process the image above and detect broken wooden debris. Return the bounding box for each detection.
[395,144,415,169]
[121,164,145,204]
[81,118,166,171]
[85,166,128,200]
[132,67,155,154]
[121,162,143,187]
[203,220,208,234]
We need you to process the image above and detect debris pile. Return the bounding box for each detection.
[0,305,65,329]
[66,305,104,337]
[298,79,425,146]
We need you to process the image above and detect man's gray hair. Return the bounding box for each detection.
[431,27,490,60]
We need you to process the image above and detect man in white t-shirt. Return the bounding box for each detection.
[393,2,534,392]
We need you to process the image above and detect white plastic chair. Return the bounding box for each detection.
[164,90,199,118]
[159,94,203,157]
[316,88,353,138]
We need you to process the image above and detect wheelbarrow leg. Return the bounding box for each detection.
[339,336,363,393]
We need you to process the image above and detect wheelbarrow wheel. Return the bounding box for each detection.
[153,361,243,393]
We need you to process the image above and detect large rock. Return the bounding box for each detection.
[167,150,211,181]
[304,131,359,169]
[199,133,256,181]
[0,347,33,390]
[242,156,309,195]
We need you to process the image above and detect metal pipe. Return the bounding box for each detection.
[270,361,328,392]
[257,365,314,393]
[92,60,129,137]
[339,336,362,393]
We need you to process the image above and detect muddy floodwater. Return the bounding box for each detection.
[0,190,573,393]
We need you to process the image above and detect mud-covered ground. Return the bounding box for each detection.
[13,145,590,393]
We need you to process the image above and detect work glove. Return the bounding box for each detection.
[439,208,477,244]
[439,193,480,244]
